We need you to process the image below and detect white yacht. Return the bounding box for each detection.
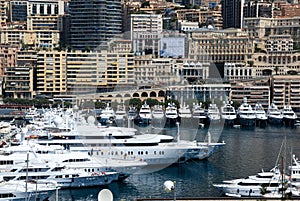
[289,154,300,188]
[138,102,152,124]
[206,103,221,123]
[0,141,147,178]
[115,105,127,121]
[220,101,236,126]
[25,106,40,123]
[236,98,256,127]
[192,103,206,120]
[0,180,57,201]
[127,106,137,120]
[178,104,192,118]
[99,103,115,125]
[213,166,296,197]
[165,103,178,119]
[27,123,225,171]
[0,159,119,188]
[267,102,283,125]
[253,103,268,127]
[152,105,164,119]
[281,105,298,127]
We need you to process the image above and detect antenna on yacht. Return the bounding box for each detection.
[176,122,180,144]
[207,131,211,145]
[25,152,29,201]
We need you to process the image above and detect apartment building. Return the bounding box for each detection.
[0,29,60,49]
[271,75,300,112]
[5,66,34,98]
[244,17,300,44]
[187,28,252,79]
[252,35,300,77]
[176,8,223,29]
[9,0,64,22]
[27,0,64,16]
[187,28,251,63]
[0,44,19,76]
[221,0,243,28]
[36,51,67,96]
[230,80,270,109]
[199,8,223,30]
[69,0,122,50]
[67,50,135,94]
[127,14,163,41]
[5,49,37,98]
[9,0,27,22]
[135,55,181,87]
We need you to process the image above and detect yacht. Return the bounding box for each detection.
[165,103,178,119]
[253,103,268,127]
[289,154,300,188]
[0,180,57,201]
[213,166,296,197]
[206,103,221,123]
[152,105,164,119]
[0,158,119,188]
[267,102,283,125]
[281,105,298,127]
[0,141,147,178]
[127,106,137,120]
[192,103,207,120]
[236,98,256,127]
[178,104,192,118]
[220,101,237,126]
[137,102,152,124]
[115,105,127,121]
[99,103,115,125]
[25,106,40,123]
[26,123,225,171]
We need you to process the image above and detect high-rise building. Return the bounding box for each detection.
[221,0,244,29]
[69,0,122,50]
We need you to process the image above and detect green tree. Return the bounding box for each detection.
[232,100,241,110]
[129,98,142,109]
[145,98,160,108]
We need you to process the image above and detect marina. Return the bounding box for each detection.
[0,105,299,200]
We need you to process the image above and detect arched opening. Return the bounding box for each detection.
[116,94,122,98]
[141,92,148,97]
[124,94,131,98]
[133,93,139,97]
[287,70,297,75]
[150,91,156,97]
[158,90,165,97]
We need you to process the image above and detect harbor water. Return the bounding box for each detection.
[50,122,300,201]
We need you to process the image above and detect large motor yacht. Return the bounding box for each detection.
[281,105,297,127]
[267,102,283,125]
[220,101,236,126]
[236,98,256,127]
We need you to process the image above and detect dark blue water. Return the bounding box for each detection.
[52,125,300,200]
